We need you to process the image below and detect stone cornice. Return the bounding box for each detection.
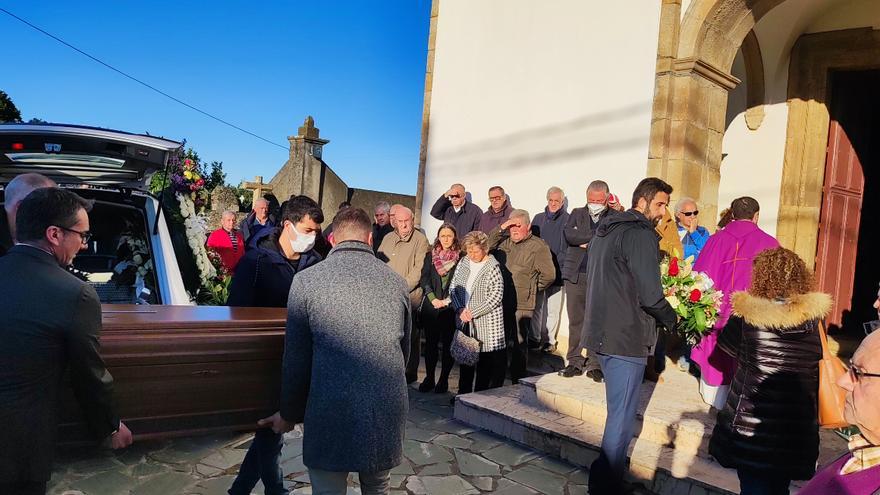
[673,57,741,90]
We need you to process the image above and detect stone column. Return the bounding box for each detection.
[270,116,330,203]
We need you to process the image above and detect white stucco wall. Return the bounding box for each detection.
[716,0,880,237]
[421,1,662,237]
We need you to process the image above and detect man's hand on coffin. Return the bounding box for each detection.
[110,421,133,449]
[258,411,295,434]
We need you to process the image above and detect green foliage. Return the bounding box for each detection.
[0,90,22,123]
[205,161,227,191]
[234,185,253,212]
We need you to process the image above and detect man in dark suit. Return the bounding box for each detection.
[0,187,132,495]
[558,180,617,381]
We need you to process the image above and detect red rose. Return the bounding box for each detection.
[689,288,702,303]
[668,257,679,276]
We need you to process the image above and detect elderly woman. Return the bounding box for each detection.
[206,210,245,272]
[449,231,506,396]
[708,247,830,495]
[418,223,461,393]
[675,197,710,262]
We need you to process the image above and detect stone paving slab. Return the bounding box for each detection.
[48,355,632,494]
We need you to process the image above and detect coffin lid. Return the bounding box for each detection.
[0,123,182,189]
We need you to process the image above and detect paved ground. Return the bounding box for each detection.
[49,354,602,495]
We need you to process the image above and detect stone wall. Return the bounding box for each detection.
[349,188,416,216]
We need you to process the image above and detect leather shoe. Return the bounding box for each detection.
[418,378,435,393]
[585,368,604,383]
[558,365,582,378]
[434,379,449,394]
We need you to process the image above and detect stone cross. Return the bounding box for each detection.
[241,175,274,203]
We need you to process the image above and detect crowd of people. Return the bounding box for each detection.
[1,171,879,495]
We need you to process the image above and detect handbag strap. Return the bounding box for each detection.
[818,319,833,359]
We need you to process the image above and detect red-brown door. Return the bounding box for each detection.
[815,120,864,328]
[815,70,880,331]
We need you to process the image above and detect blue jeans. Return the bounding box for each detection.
[588,353,647,494]
[737,470,791,495]
[228,428,288,495]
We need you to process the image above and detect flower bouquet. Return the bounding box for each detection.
[660,254,723,345]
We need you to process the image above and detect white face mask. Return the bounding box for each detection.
[587,203,607,216]
[288,224,316,253]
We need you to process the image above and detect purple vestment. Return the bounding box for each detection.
[690,220,779,386]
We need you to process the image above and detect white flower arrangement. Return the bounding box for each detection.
[176,192,217,285]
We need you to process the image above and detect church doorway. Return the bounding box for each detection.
[815,69,880,345]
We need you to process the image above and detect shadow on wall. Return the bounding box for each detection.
[428,102,654,175]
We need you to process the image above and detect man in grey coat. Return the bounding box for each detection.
[259,207,411,495]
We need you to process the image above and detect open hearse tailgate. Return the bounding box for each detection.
[0,123,182,188]
[59,305,288,443]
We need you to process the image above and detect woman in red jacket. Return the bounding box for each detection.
[206,210,245,272]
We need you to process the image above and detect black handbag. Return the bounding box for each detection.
[450,322,481,366]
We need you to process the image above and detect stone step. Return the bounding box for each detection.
[455,368,849,494]
[521,370,715,456]
[454,384,737,495]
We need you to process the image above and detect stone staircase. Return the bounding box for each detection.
[453,367,847,494]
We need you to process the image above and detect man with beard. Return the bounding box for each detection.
[583,177,677,494]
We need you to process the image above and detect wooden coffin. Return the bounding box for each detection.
[58,304,287,444]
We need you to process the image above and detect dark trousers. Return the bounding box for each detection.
[405,312,421,382]
[564,278,599,370]
[507,310,532,383]
[458,349,507,394]
[0,481,46,495]
[423,310,454,384]
[228,428,288,495]
[589,354,646,494]
[652,329,667,374]
[737,470,791,495]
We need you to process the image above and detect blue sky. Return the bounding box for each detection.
[1,1,431,195]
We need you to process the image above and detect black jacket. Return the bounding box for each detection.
[418,251,459,321]
[581,210,676,357]
[562,206,614,284]
[532,207,569,286]
[227,228,322,308]
[0,210,12,256]
[239,211,276,249]
[709,291,830,480]
[430,196,482,237]
[0,246,119,483]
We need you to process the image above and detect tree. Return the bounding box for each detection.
[205,161,227,191]
[0,90,22,123]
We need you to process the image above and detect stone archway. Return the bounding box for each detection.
[648,0,785,227]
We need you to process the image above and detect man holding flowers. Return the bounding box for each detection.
[582,177,677,493]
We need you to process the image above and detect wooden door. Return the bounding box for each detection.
[814,70,877,329]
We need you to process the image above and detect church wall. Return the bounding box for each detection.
[318,163,350,219]
[715,0,880,237]
[420,0,663,237]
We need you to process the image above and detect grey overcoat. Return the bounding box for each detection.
[280,240,411,473]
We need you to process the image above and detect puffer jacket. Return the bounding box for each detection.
[708,291,831,480]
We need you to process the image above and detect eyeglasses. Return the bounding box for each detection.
[58,226,93,244]
[489,196,504,201]
[848,359,880,383]
[448,194,462,199]
[681,211,699,217]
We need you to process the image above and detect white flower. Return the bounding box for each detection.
[133,254,144,265]
[666,295,681,309]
